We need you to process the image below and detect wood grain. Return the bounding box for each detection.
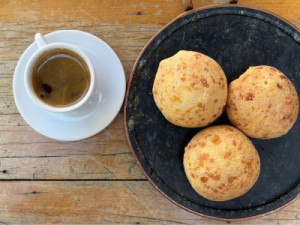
[0,113,146,179]
[0,181,299,224]
[0,0,299,224]
[238,0,300,24]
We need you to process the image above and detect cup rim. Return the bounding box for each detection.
[24,42,96,113]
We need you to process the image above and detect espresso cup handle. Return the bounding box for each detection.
[35,33,48,48]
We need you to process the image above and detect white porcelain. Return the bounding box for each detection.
[24,33,96,113]
[13,30,126,141]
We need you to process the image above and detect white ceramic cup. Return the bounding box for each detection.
[24,33,96,113]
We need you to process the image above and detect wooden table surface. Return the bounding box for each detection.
[1,0,300,224]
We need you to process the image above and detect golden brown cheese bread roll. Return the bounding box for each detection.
[152,50,227,128]
[183,125,260,201]
[227,66,299,139]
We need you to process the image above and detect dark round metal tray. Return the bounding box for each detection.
[124,5,300,220]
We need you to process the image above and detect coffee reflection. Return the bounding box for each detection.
[32,48,90,107]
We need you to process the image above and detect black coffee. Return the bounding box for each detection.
[32,48,90,107]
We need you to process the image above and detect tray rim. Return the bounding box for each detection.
[123,4,300,221]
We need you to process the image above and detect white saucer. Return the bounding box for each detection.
[13,30,126,141]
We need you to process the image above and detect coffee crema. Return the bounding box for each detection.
[32,48,90,107]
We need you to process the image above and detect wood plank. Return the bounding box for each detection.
[0,113,146,179]
[0,0,231,25]
[0,180,298,224]
[238,0,300,25]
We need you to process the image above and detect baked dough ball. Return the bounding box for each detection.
[227,66,299,139]
[183,125,260,201]
[152,50,227,128]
